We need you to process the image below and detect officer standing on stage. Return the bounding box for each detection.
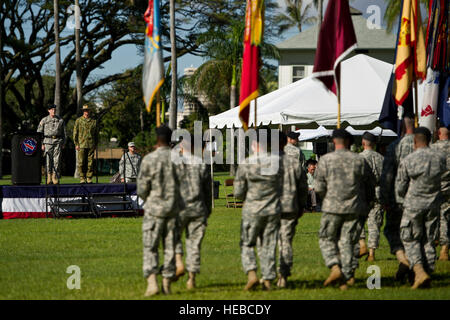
[37,104,66,184]
[395,127,447,289]
[73,105,97,184]
[119,142,142,183]
[284,131,306,170]
[314,129,375,290]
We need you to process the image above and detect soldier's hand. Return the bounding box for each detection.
[75,145,80,151]
[121,178,125,183]
[41,145,45,151]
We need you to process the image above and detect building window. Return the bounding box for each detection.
[292,66,305,82]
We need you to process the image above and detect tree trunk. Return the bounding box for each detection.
[229,64,237,176]
[318,0,323,30]
[54,0,62,116]
[168,0,177,130]
[74,0,82,178]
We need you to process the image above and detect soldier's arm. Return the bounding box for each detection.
[314,159,327,199]
[137,159,151,200]
[73,120,79,147]
[233,164,247,200]
[395,160,409,203]
[37,118,44,133]
[119,155,125,177]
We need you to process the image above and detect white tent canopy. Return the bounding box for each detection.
[296,126,397,142]
[209,54,401,129]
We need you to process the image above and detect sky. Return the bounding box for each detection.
[90,0,390,80]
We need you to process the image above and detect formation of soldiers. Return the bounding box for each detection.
[138,118,449,296]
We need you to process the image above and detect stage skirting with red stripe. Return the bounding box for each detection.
[0,184,143,219]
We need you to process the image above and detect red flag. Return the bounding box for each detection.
[239,0,263,131]
[312,0,357,95]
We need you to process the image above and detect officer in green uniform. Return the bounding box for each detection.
[73,105,97,183]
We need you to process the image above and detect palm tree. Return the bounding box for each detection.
[384,0,429,33]
[54,0,61,115]
[274,0,317,34]
[313,0,323,29]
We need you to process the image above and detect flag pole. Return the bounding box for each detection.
[413,79,419,128]
[156,90,161,127]
[337,91,341,129]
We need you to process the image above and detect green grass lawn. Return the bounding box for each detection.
[0,175,112,185]
[0,172,449,299]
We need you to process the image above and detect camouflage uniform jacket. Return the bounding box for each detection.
[430,140,450,196]
[234,152,283,217]
[395,147,447,209]
[281,154,308,214]
[137,146,179,218]
[73,116,97,149]
[177,154,212,218]
[360,149,384,201]
[37,115,66,145]
[284,143,306,170]
[314,149,376,214]
[119,152,142,179]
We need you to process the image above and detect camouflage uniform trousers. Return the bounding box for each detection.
[352,212,368,271]
[175,215,207,273]
[319,212,360,280]
[142,215,177,279]
[44,143,62,175]
[440,201,450,246]
[400,207,439,273]
[359,203,384,249]
[78,147,95,179]
[383,205,404,254]
[277,212,301,277]
[241,214,280,280]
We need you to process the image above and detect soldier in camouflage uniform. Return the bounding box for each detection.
[285,131,306,170]
[430,125,450,261]
[395,127,448,289]
[173,136,212,290]
[37,105,66,184]
[276,131,308,288]
[119,142,142,183]
[234,131,283,291]
[315,129,375,290]
[137,125,179,297]
[380,114,415,281]
[73,105,97,183]
[357,132,384,262]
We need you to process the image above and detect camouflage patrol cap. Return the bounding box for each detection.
[362,131,376,143]
[414,126,431,143]
[128,142,136,147]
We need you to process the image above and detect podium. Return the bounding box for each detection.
[11,132,42,185]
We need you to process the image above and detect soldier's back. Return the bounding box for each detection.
[396,134,414,164]
[281,155,307,214]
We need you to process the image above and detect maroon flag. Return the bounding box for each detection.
[312,0,357,95]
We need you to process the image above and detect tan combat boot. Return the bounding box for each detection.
[186,272,196,290]
[359,239,369,258]
[395,250,410,282]
[47,173,53,185]
[276,275,287,288]
[244,270,259,291]
[324,264,343,287]
[346,277,355,286]
[439,245,449,261]
[86,177,93,184]
[174,254,185,280]
[144,274,159,297]
[52,173,59,184]
[411,264,431,289]
[262,279,271,291]
[162,277,172,295]
[80,176,86,184]
[367,248,375,262]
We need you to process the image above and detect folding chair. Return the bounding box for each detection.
[224,178,243,208]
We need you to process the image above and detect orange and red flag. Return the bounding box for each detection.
[239,0,263,131]
[393,0,426,106]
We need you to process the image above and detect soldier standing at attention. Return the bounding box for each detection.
[234,130,283,291]
[358,132,384,262]
[314,129,375,290]
[73,105,97,183]
[284,131,306,170]
[119,142,142,183]
[380,113,415,281]
[430,125,450,261]
[173,136,212,290]
[277,131,308,288]
[37,104,66,184]
[395,127,447,289]
[138,126,179,297]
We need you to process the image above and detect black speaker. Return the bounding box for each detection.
[313,142,328,156]
[11,133,42,185]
